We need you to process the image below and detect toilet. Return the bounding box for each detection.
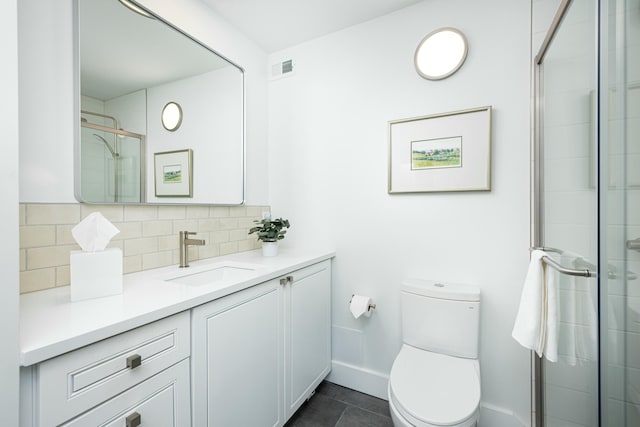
[388,278,481,427]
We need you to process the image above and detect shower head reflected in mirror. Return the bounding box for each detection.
[93,134,119,158]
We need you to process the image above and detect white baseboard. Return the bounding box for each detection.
[326,360,389,400]
[479,402,529,427]
[327,361,528,427]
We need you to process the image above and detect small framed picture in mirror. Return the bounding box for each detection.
[154,149,193,197]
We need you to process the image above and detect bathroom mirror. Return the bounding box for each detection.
[76,0,244,205]
[414,27,468,80]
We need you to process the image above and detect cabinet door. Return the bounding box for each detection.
[62,359,190,427]
[284,260,331,419]
[192,280,282,427]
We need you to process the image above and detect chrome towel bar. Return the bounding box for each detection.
[531,247,595,278]
[540,253,594,278]
[531,247,637,280]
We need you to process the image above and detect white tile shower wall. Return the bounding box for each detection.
[18,203,267,294]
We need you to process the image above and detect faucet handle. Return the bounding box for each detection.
[182,230,197,236]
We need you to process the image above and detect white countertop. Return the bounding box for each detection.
[20,248,335,366]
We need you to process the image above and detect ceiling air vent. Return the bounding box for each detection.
[270,59,295,80]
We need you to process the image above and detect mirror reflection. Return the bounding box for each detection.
[77,0,244,204]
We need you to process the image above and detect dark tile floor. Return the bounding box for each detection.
[285,381,393,427]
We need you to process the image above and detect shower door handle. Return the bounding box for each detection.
[627,238,640,252]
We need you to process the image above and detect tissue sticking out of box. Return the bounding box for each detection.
[72,212,120,252]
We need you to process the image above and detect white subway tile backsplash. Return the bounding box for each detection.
[142,251,173,270]
[197,218,218,232]
[210,230,230,244]
[19,204,25,226]
[210,206,229,217]
[158,235,179,251]
[80,204,124,222]
[27,245,79,269]
[219,241,239,256]
[157,206,186,220]
[19,203,268,293]
[20,269,56,293]
[20,225,56,248]
[142,220,173,237]
[172,219,199,234]
[186,206,210,218]
[123,255,142,274]
[123,205,158,221]
[218,218,238,230]
[229,206,246,217]
[56,265,70,287]
[55,225,76,245]
[26,204,80,225]
[229,229,248,242]
[111,221,142,241]
[124,237,159,256]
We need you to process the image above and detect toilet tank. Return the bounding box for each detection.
[401,278,480,359]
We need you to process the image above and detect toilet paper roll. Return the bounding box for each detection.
[350,294,373,319]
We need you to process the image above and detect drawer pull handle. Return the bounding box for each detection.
[125,412,141,427]
[280,277,287,286]
[287,275,294,284]
[126,354,142,369]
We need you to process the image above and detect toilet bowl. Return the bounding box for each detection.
[388,279,481,427]
[388,345,480,426]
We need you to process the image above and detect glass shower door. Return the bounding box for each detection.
[600,0,640,424]
[537,0,600,425]
[79,123,144,203]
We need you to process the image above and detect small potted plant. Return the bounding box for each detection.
[248,217,290,256]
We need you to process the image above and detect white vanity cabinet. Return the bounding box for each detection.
[20,312,191,427]
[191,259,332,426]
[19,251,335,427]
[283,259,332,420]
[191,279,283,426]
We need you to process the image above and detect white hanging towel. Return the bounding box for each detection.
[512,249,559,362]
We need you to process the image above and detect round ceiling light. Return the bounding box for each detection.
[415,28,468,80]
[161,102,183,132]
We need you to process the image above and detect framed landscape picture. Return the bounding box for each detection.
[388,106,492,193]
[154,149,193,197]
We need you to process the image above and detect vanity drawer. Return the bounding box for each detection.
[36,312,190,427]
[61,358,190,427]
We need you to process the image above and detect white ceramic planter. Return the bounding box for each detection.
[261,241,278,257]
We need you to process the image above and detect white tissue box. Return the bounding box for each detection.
[70,248,123,302]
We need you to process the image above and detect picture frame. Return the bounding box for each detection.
[388,106,492,193]
[154,149,193,197]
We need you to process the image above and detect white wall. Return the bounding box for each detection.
[0,0,21,424]
[268,0,533,425]
[18,0,269,205]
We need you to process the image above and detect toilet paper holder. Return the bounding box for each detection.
[350,294,376,312]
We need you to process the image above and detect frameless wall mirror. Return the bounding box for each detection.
[414,27,468,80]
[76,0,245,205]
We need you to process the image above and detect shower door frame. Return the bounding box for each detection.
[531,0,600,426]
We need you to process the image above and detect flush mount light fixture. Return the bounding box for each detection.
[415,27,468,80]
[162,102,183,132]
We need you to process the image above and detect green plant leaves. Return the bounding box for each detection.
[248,217,291,242]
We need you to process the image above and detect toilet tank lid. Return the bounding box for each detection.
[402,278,480,302]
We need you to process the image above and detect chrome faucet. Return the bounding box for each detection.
[179,231,205,268]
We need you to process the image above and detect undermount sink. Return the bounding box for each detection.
[163,262,260,287]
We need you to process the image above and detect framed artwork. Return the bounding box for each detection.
[154,149,193,197]
[388,106,492,193]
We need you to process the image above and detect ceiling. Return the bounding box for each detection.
[200,0,425,52]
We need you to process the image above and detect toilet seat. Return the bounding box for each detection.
[389,344,480,427]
